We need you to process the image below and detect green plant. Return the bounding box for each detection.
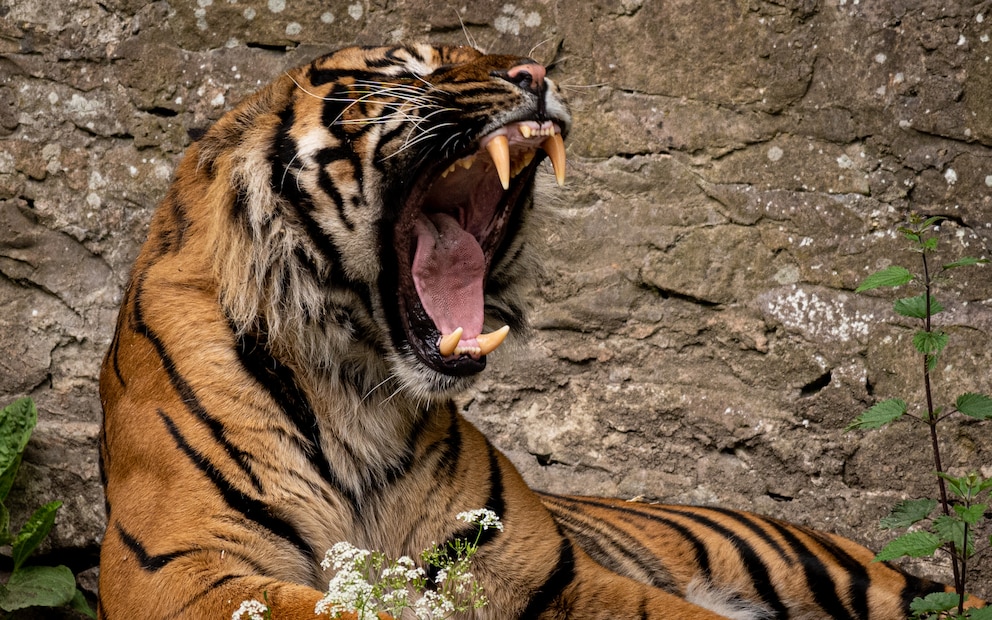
[848,215,992,619]
[233,509,501,620]
[0,397,94,618]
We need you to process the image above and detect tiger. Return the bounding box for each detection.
[98,43,984,620]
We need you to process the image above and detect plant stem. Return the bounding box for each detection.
[920,243,963,596]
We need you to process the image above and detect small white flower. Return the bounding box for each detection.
[231,599,268,620]
[456,509,504,531]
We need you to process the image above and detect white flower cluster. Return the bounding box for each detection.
[230,599,268,620]
[238,510,501,620]
[455,508,504,532]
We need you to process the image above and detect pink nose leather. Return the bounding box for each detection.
[506,63,546,91]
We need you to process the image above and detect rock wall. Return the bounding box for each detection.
[2,0,991,603]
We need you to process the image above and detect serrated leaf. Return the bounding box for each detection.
[874,530,942,561]
[922,236,939,251]
[953,504,987,526]
[856,266,913,292]
[879,498,937,529]
[913,330,948,356]
[933,515,975,557]
[943,256,989,269]
[968,606,992,620]
[69,588,96,618]
[12,500,61,571]
[956,393,992,420]
[910,591,960,613]
[0,398,38,502]
[0,565,75,611]
[894,295,944,319]
[846,399,908,431]
[937,472,969,499]
[0,503,10,546]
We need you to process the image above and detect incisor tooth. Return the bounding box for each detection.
[542,133,566,187]
[439,328,463,357]
[476,325,510,356]
[486,135,511,190]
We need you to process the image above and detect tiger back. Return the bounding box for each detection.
[99,43,983,619]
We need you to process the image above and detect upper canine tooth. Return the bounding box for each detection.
[542,132,566,186]
[476,325,510,356]
[439,328,463,357]
[486,135,511,190]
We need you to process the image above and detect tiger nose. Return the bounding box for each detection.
[504,62,546,93]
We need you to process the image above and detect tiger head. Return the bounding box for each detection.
[201,44,570,399]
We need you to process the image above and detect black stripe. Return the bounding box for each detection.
[519,528,576,618]
[156,409,314,559]
[131,274,264,493]
[116,523,192,572]
[900,573,946,612]
[268,105,375,319]
[554,496,713,577]
[479,444,506,550]
[761,518,855,619]
[313,147,355,231]
[542,496,675,591]
[701,507,792,565]
[662,508,788,618]
[801,527,872,618]
[233,326,359,509]
[165,574,246,620]
[309,66,414,87]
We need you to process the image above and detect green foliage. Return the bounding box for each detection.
[894,294,944,319]
[851,215,991,614]
[874,531,942,562]
[0,398,94,618]
[910,591,992,620]
[846,398,907,431]
[879,499,936,530]
[956,393,992,420]
[855,265,913,292]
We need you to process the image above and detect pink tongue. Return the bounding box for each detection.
[412,213,486,340]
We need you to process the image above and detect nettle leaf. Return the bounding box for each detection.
[69,588,96,618]
[922,236,939,252]
[920,216,946,230]
[943,256,989,270]
[933,515,975,557]
[874,531,942,562]
[846,399,908,431]
[913,330,948,356]
[0,565,76,611]
[937,472,970,499]
[880,499,937,530]
[956,393,992,420]
[12,500,62,571]
[910,591,959,614]
[893,295,944,319]
[969,606,992,620]
[953,504,987,526]
[0,398,38,502]
[856,266,913,292]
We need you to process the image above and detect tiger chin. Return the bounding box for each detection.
[98,44,983,620]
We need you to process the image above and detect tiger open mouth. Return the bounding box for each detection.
[395,120,566,376]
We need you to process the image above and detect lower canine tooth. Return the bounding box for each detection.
[476,325,510,356]
[439,328,463,357]
[542,133,566,187]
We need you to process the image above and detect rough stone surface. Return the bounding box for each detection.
[1,0,991,605]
